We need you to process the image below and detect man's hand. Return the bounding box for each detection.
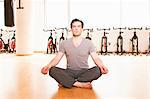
[90,52,109,74]
[41,52,64,75]
[99,66,108,74]
[41,66,50,75]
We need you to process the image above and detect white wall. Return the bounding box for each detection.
[0,1,4,28]
[0,0,150,53]
[33,0,150,52]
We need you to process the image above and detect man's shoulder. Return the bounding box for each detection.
[84,38,90,42]
[64,38,71,43]
[83,38,93,44]
[60,38,71,45]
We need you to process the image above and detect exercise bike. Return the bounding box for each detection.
[128,27,142,55]
[0,29,3,51]
[0,29,10,53]
[84,29,93,40]
[113,27,126,55]
[59,28,67,42]
[145,27,150,55]
[47,30,54,54]
[97,28,110,55]
[9,31,16,53]
[0,34,4,52]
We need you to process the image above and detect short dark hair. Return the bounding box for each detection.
[70,18,84,28]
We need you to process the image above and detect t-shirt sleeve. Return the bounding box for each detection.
[89,40,96,54]
[59,41,65,53]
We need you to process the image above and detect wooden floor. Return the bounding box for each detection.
[0,53,150,99]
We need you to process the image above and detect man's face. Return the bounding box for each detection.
[71,21,83,37]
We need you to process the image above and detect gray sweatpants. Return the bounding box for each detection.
[49,66,102,88]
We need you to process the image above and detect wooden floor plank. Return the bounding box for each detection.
[0,53,149,99]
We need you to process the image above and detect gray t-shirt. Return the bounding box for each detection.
[59,38,96,70]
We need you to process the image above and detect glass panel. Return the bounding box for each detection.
[70,0,120,28]
[0,1,4,27]
[121,0,149,26]
[44,0,68,28]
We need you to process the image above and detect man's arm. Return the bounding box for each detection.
[41,52,64,75]
[90,52,108,74]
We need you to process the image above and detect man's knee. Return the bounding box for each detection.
[77,66,102,82]
[93,66,102,78]
[49,67,75,88]
[49,66,57,76]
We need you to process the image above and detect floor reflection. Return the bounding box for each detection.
[0,54,149,99]
[7,59,35,99]
[51,86,99,99]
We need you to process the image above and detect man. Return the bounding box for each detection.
[41,18,108,89]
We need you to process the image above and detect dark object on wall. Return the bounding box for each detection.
[17,0,24,9]
[4,0,15,27]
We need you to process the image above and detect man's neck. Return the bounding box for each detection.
[72,36,83,47]
[72,35,82,41]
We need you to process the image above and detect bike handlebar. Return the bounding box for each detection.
[97,28,110,31]
[145,27,150,30]
[84,28,93,32]
[43,29,55,32]
[128,27,142,30]
[113,27,126,30]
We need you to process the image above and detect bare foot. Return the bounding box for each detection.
[73,82,92,89]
